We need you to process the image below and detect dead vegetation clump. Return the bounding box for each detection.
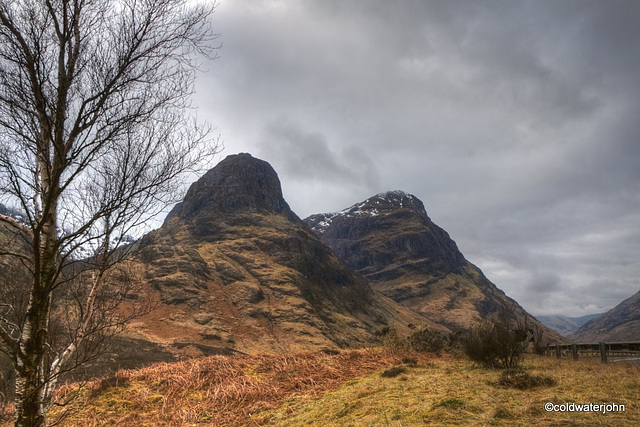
[496,368,557,390]
[379,325,454,357]
[379,366,406,378]
[53,348,403,426]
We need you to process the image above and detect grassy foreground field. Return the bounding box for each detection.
[259,355,639,426]
[2,349,638,426]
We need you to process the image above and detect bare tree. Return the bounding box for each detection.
[0,1,221,425]
[462,304,529,369]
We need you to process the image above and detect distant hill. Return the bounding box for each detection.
[536,313,603,336]
[304,191,558,340]
[571,290,640,342]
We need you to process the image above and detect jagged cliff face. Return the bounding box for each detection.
[306,191,465,278]
[132,155,432,357]
[305,191,552,333]
[572,290,640,342]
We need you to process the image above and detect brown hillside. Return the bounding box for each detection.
[127,155,436,358]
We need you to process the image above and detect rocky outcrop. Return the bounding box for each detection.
[166,153,297,221]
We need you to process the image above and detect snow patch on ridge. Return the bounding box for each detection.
[308,191,423,234]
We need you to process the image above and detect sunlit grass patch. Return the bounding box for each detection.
[259,355,640,426]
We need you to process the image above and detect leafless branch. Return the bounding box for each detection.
[0,1,221,425]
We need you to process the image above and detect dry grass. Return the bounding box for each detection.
[258,355,640,426]
[3,352,638,426]
[49,348,404,426]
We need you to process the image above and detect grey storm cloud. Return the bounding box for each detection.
[193,0,640,317]
[527,271,561,294]
[256,120,379,188]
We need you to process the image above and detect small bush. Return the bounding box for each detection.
[408,328,448,353]
[401,356,418,366]
[462,306,528,368]
[380,366,406,378]
[497,369,556,390]
[381,327,410,356]
[375,326,391,337]
[530,323,549,355]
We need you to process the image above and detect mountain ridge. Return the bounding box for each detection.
[304,191,559,339]
[571,290,640,342]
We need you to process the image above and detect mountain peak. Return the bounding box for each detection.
[134,155,432,355]
[369,190,425,211]
[303,195,558,336]
[166,153,295,222]
[375,190,411,198]
[305,190,428,235]
[348,190,427,217]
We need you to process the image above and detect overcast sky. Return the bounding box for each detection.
[192,0,640,317]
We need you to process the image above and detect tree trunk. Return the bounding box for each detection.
[14,198,58,427]
[14,296,50,427]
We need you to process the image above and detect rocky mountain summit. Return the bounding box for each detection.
[306,191,465,279]
[166,153,297,221]
[305,192,554,334]
[309,191,429,233]
[132,154,432,357]
[571,290,640,342]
